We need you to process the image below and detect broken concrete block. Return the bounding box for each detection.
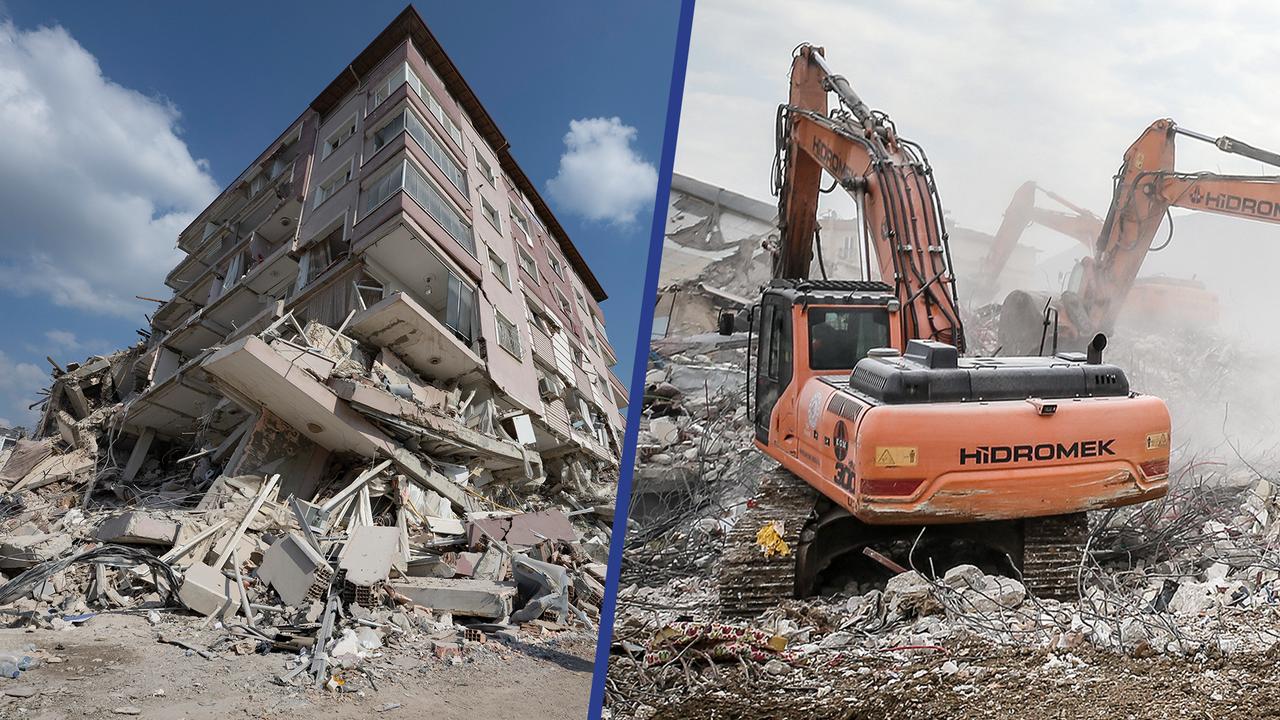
[0,439,54,488]
[390,577,517,619]
[95,512,179,546]
[339,526,400,587]
[472,547,506,582]
[406,555,455,578]
[649,417,679,446]
[0,533,73,569]
[466,509,577,548]
[431,639,461,659]
[454,552,482,577]
[258,534,330,607]
[423,516,465,536]
[178,561,244,619]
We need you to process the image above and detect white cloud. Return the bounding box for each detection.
[44,329,79,350]
[0,350,47,430]
[545,117,658,225]
[0,21,219,318]
[678,0,1280,229]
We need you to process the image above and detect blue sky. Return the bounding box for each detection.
[0,1,682,428]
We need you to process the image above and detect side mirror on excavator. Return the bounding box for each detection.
[717,309,736,336]
[1087,333,1107,364]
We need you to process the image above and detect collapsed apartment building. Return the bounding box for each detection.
[653,173,1039,338]
[0,6,626,688]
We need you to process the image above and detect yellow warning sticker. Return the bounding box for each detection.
[1146,432,1170,450]
[874,446,919,467]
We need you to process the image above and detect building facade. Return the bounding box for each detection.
[38,8,626,495]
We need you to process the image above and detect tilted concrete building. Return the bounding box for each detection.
[35,7,627,499]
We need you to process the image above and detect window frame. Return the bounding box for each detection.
[312,159,354,209]
[321,114,358,161]
[480,195,501,231]
[488,249,511,289]
[495,310,523,359]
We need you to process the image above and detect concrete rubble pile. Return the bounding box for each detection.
[622,333,767,586]
[0,314,614,691]
[609,308,1280,716]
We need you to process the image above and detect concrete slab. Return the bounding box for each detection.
[346,291,485,383]
[95,512,179,546]
[389,577,517,619]
[203,336,388,456]
[338,526,401,587]
[258,533,330,607]
[178,561,244,619]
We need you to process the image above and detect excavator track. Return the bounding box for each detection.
[718,468,819,619]
[1022,512,1089,600]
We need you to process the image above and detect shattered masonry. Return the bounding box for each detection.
[0,7,621,691]
[652,173,1039,338]
[608,173,1280,718]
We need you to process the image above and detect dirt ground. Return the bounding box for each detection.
[609,637,1280,720]
[0,612,596,720]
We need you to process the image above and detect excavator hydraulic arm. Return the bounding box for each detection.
[774,45,965,350]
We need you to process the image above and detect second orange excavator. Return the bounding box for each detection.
[717,45,1171,616]
[976,181,1219,345]
[996,121,1280,355]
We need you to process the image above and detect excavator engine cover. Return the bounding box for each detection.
[849,339,1130,404]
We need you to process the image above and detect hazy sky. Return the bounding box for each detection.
[675,0,1280,232]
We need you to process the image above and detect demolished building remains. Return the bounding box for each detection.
[652,173,1040,339]
[0,6,625,693]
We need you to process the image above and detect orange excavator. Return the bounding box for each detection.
[717,45,1171,616]
[997,120,1280,355]
[977,181,1218,344]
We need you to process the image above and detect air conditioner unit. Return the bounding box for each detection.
[538,373,563,400]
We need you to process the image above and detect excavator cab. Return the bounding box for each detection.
[750,279,898,445]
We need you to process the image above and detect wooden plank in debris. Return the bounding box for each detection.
[319,459,392,514]
[385,447,473,513]
[120,428,156,484]
[213,474,279,570]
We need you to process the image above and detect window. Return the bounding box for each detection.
[480,196,501,230]
[313,162,353,208]
[808,307,891,371]
[496,311,522,359]
[269,155,289,180]
[488,250,510,289]
[371,63,463,146]
[475,151,495,184]
[249,173,268,198]
[511,207,531,238]
[527,301,551,334]
[299,224,348,288]
[585,331,599,355]
[372,108,467,194]
[547,253,563,278]
[516,244,538,282]
[362,159,476,256]
[322,116,357,160]
[555,288,573,317]
[575,289,589,315]
[445,273,478,344]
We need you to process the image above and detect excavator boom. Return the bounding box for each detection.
[775,45,965,349]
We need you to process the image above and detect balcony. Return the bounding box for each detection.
[608,372,630,409]
[347,291,484,385]
[123,353,242,439]
[202,336,388,455]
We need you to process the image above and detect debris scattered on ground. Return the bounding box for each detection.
[0,314,617,694]
[607,306,1280,718]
